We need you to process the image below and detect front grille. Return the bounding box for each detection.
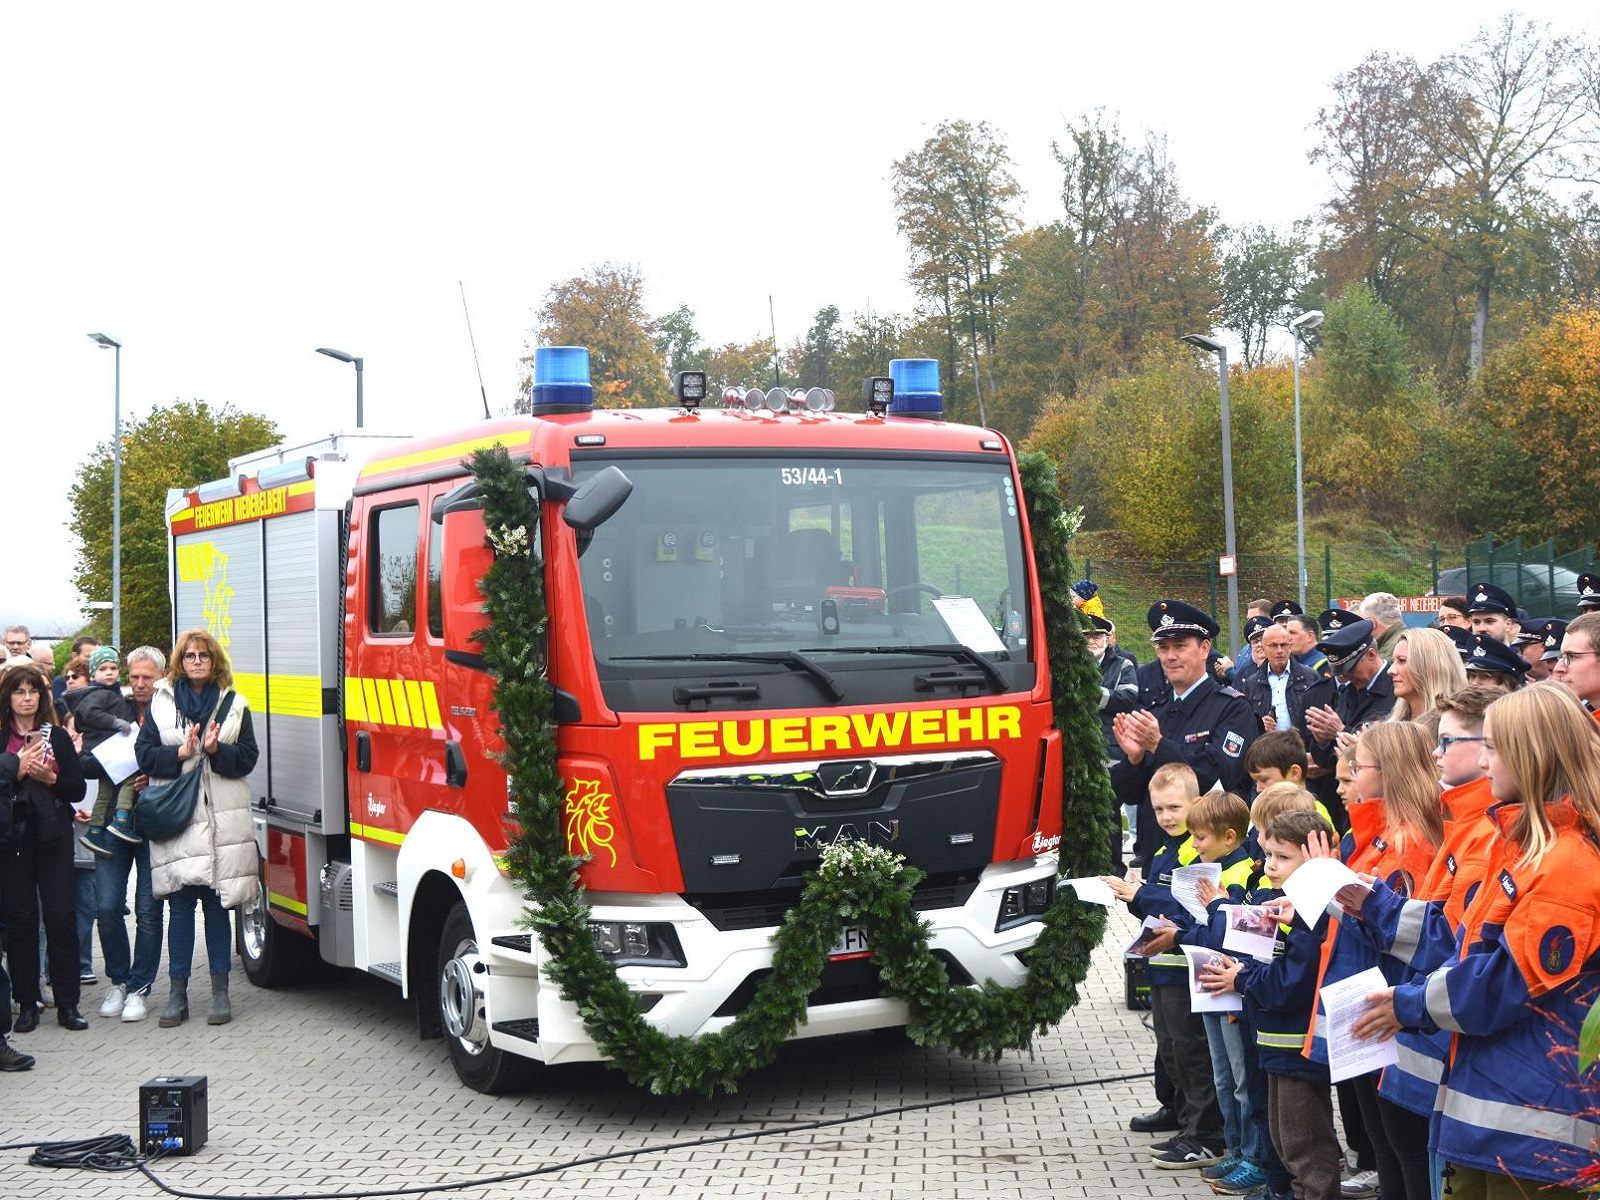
[712,950,975,1018]
[686,872,980,933]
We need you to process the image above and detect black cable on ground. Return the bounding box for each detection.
[4,1067,1155,1200]
[18,1133,148,1171]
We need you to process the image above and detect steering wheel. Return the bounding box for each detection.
[884,583,943,601]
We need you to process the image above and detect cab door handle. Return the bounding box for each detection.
[445,740,468,788]
[355,731,371,773]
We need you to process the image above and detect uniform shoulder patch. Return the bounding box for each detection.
[1217,685,1245,699]
[1539,925,1576,977]
[1222,730,1245,758]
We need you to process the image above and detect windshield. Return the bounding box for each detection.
[570,452,1034,707]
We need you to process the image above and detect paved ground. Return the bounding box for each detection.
[3,901,1223,1199]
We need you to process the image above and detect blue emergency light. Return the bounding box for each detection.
[888,358,942,418]
[530,346,594,415]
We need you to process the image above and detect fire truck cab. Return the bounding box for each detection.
[166,352,1064,1092]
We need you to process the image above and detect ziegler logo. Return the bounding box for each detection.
[367,795,386,818]
[794,820,900,851]
[1031,831,1061,853]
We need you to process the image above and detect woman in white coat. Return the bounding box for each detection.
[134,628,259,1027]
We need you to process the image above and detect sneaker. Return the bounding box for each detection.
[1201,1154,1244,1181]
[1213,1160,1270,1195]
[121,990,148,1022]
[1147,1134,1186,1157]
[79,971,98,985]
[1151,1138,1227,1170]
[1340,1169,1380,1199]
[98,983,128,1018]
[108,810,143,844]
[80,826,115,859]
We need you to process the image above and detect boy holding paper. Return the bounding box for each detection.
[1102,763,1225,1169]
[1184,792,1277,1197]
[1202,809,1341,1200]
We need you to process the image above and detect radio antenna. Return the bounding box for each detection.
[769,294,783,387]
[459,280,492,419]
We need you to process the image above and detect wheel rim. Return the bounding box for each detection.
[440,938,488,1055]
[240,891,267,961]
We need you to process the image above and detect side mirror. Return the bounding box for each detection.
[562,466,631,532]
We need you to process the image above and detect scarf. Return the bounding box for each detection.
[173,680,220,729]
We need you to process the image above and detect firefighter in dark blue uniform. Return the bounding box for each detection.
[1112,600,1260,869]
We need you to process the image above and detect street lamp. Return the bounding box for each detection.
[1289,310,1324,611]
[1180,333,1240,660]
[316,347,364,428]
[88,332,122,650]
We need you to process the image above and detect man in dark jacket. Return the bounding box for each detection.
[1243,622,1335,743]
[1111,601,1259,870]
[1087,615,1138,763]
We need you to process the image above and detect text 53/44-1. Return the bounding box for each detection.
[781,467,843,486]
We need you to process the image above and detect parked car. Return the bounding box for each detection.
[1429,564,1587,619]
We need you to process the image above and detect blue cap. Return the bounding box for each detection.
[1315,618,1376,674]
[1244,615,1274,642]
[530,346,593,414]
[1466,582,1516,616]
[1317,607,1357,633]
[1464,633,1528,678]
[1538,618,1569,661]
[1148,599,1218,641]
[887,358,942,418]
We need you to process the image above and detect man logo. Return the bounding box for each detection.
[794,821,900,851]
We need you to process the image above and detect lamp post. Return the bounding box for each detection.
[316,347,364,428]
[1290,310,1324,610]
[88,332,122,650]
[1180,333,1240,660]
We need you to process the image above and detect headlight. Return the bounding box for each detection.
[587,921,686,967]
[996,877,1056,932]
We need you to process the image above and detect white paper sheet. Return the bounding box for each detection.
[930,597,1007,654]
[1064,876,1117,907]
[1281,857,1363,930]
[90,726,141,786]
[1171,862,1223,923]
[1320,966,1400,1083]
[1182,945,1242,1012]
[1221,904,1281,963]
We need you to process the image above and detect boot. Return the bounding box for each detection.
[159,978,189,1028]
[207,973,231,1026]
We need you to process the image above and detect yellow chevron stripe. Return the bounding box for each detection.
[421,682,443,731]
[403,680,426,730]
[345,680,367,722]
[359,429,532,479]
[389,678,413,726]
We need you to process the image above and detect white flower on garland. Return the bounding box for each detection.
[818,839,905,882]
[487,524,530,558]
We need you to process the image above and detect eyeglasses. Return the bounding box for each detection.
[182,650,212,662]
[1353,762,1380,773]
[1558,650,1599,666]
[1437,734,1486,751]
[3,640,28,650]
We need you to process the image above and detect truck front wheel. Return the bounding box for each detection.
[236,871,319,987]
[437,901,535,1094]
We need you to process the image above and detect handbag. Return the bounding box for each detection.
[136,690,237,840]
[135,763,204,840]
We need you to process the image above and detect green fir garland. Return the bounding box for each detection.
[468,445,1114,1096]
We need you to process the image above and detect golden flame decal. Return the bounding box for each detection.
[563,778,618,868]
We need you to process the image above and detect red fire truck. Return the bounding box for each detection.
[165,351,1065,1092]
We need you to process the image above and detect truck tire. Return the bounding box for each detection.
[437,901,535,1094]
[236,871,319,988]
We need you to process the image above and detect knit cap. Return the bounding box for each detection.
[88,646,121,674]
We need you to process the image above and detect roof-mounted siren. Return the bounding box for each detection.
[530,346,594,416]
[675,370,707,410]
[887,358,942,419]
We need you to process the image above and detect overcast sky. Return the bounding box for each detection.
[2,1,1587,633]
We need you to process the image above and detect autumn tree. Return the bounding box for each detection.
[891,120,1022,425]
[653,304,701,381]
[789,305,844,390]
[519,262,670,409]
[997,115,1217,432]
[69,400,279,654]
[1217,222,1314,367]
[1312,20,1585,377]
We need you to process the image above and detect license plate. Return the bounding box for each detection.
[829,925,872,959]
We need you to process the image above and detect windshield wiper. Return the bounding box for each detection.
[817,644,1010,694]
[608,652,845,702]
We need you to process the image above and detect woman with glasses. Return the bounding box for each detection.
[1386,627,1468,731]
[0,664,89,1031]
[1353,683,1600,1199]
[134,628,259,1028]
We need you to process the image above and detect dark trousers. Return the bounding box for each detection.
[1336,1078,1376,1170]
[1376,1091,1434,1200]
[0,916,11,1037]
[1,835,81,1010]
[1268,1072,1341,1200]
[1351,1072,1431,1200]
[1150,983,1222,1145]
